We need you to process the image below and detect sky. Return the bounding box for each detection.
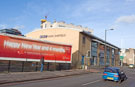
[0,0,135,49]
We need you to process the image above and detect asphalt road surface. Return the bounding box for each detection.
[1,67,135,87]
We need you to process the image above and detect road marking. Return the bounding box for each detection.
[82,80,101,86]
[128,77,134,79]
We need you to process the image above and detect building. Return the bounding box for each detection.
[0,28,23,36]
[122,48,135,65]
[26,19,120,69]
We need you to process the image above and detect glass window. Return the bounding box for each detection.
[91,42,97,56]
[82,36,85,44]
[104,68,112,72]
[104,68,117,73]
[100,57,104,65]
[106,47,110,65]
[91,41,98,66]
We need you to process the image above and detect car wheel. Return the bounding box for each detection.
[103,79,107,81]
[115,81,119,83]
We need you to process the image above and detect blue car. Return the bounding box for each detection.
[102,67,127,82]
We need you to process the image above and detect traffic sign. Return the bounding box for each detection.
[120,56,124,60]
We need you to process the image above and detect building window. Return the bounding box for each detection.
[45,24,47,28]
[91,41,98,66]
[59,25,65,27]
[106,47,110,65]
[82,36,85,44]
[86,50,91,58]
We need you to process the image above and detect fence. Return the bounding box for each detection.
[0,60,71,73]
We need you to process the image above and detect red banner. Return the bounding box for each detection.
[0,34,72,63]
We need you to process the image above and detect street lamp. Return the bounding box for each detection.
[105,29,114,41]
[104,29,114,66]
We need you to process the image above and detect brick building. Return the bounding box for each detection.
[26,20,120,69]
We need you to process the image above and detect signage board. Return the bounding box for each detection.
[0,34,72,63]
[120,56,124,60]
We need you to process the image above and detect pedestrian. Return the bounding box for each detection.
[40,57,44,72]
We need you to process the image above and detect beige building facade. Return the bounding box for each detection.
[122,48,135,65]
[26,21,120,69]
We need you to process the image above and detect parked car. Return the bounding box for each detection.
[129,64,134,68]
[102,67,127,83]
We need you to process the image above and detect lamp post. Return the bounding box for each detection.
[104,29,114,67]
[105,29,114,41]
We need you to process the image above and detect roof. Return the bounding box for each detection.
[81,31,120,50]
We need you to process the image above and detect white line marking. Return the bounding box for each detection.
[128,77,134,79]
[82,80,101,86]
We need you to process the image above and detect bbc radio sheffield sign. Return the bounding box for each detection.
[0,34,72,63]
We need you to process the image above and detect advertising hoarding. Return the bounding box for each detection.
[0,34,72,63]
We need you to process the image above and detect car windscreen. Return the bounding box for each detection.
[104,68,118,73]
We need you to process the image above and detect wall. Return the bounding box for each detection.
[26,28,80,68]
[123,48,135,65]
[78,33,91,68]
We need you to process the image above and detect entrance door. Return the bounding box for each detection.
[94,57,97,66]
[91,56,97,66]
[81,56,84,69]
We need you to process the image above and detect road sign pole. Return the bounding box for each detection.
[121,60,123,67]
[120,56,124,66]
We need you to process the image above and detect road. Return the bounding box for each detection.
[1,67,135,87]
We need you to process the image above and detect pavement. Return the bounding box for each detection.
[0,69,101,85]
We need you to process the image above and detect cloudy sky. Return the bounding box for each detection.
[0,0,135,49]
